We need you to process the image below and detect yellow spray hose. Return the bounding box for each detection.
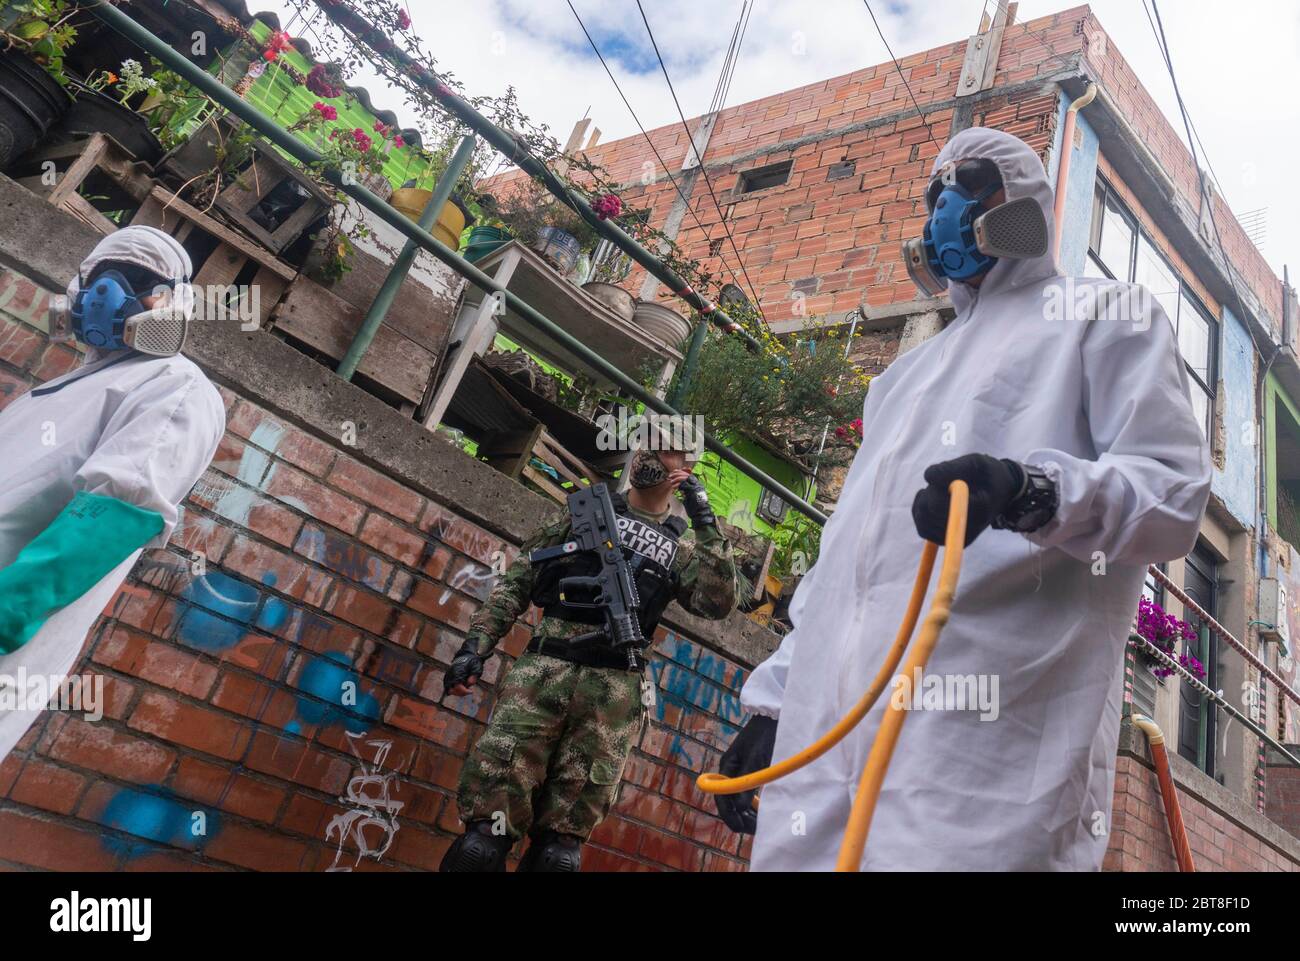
[697,480,969,872]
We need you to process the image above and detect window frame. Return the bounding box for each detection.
[1087,179,1219,438]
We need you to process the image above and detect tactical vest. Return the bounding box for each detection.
[530,497,688,644]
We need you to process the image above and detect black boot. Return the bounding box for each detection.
[439,820,514,872]
[516,830,582,872]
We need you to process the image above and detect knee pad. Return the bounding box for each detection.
[439,821,514,872]
[516,831,582,872]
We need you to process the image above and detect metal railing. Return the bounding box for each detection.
[86,0,828,525]
[1148,564,1300,709]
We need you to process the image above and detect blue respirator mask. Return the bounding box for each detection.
[902,160,1049,297]
[56,266,189,356]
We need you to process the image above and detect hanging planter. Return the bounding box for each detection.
[0,49,72,170]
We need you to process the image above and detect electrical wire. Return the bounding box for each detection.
[860,0,941,151]
[635,0,767,319]
[1147,0,1270,362]
[564,0,753,303]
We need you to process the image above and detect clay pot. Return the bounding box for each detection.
[582,281,635,322]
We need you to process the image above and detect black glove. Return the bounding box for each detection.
[911,453,1025,547]
[443,639,488,696]
[678,474,716,529]
[714,715,777,834]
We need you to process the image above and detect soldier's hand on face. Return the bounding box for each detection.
[677,472,717,529]
[666,468,693,490]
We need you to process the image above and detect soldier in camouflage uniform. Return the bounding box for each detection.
[439,434,736,872]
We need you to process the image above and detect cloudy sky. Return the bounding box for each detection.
[263,0,1298,280]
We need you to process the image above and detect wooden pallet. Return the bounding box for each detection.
[10,133,154,235]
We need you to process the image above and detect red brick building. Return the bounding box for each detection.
[1,3,1298,872]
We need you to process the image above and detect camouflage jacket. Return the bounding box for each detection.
[464,501,737,657]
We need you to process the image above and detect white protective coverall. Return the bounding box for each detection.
[740,127,1211,871]
[0,226,224,760]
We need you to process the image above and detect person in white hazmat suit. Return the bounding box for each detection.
[0,225,224,760]
[714,127,1211,870]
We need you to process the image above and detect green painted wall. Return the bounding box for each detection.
[1266,371,1300,530]
[210,20,437,192]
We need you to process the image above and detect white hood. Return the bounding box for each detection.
[64,225,195,363]
[928,126,1061,311]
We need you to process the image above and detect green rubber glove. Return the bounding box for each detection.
[0,492,164,653]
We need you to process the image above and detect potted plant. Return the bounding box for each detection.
[0,0,76,168]
[1134,597,1206,680]
[494,178,599,275]
[658,313,871,475]
[50,58,166,163]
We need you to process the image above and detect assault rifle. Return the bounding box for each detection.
[528,483,642,669]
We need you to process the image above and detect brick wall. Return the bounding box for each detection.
[484,11,1086,326]
[0,262,754,872]
[1106,727,1300,871]
[1264,747,1300,842]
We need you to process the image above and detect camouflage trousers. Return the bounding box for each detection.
[457,652,646,842]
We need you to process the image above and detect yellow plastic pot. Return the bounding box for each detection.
[389,188,467,249]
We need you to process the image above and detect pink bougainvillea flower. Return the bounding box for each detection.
[397,9,412,30]
[306,63,343,99]
[592,192,622,220]
[393,135,404,148]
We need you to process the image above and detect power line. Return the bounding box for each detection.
[635,0,767,319]
[564,0,753,304]
[712,1,752,118]
[860,0,941,151]
[707,4,744,118]
[1139,0,1228,205]
[1147,0,1261,356]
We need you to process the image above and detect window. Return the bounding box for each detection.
[1141,564,1165,606]
[1088,181,1219,438]
[1177,544,1218,778]
[758,487,789,525]
[737,160,793,195]
[1269,382,1300,553]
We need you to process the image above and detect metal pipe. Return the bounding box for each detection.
[340,134,477,381]
[1052,82,1097,262]
[1128,634,1300,768]
[304,0,767,354]
[668,317,709,409]
[86,1,827,525]
[1129,712,1196,872]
